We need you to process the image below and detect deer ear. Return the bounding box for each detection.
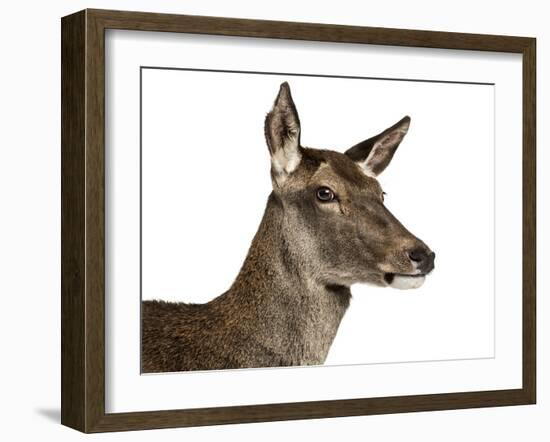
[264,82,302,183]
[345,116,410,177]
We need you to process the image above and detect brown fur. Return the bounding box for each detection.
[142,83,434,373]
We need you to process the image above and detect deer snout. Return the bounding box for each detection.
[408,247,435,274]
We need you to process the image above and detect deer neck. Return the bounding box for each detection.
[221,193,351,365]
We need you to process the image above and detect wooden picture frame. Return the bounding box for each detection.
[61,8,536,433]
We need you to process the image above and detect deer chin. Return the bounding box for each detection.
[384,273,426,290]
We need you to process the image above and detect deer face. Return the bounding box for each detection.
[264,82,435,290]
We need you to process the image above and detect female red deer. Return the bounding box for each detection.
[142,82,435,373]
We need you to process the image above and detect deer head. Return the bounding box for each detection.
[264,82,435,290]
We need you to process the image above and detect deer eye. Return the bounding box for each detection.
[316,187,335,202]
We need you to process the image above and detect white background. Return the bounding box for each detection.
[107,31,523,413]
[0,0,547,440]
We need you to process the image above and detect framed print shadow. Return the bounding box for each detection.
[61,9,536,433]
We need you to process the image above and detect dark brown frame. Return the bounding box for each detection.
[61,8,536,433]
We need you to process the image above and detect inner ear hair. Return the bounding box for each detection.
[264,82,302,178]
[345,116,410,176]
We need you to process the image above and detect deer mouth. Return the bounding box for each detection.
[383,273,426,290]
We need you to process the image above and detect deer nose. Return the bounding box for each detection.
[408,248,435,273]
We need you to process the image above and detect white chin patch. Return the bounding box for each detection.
[389,275,426,290]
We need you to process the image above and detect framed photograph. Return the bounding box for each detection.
[61,9,536,433]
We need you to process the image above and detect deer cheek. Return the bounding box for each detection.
[338,202,351,216]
